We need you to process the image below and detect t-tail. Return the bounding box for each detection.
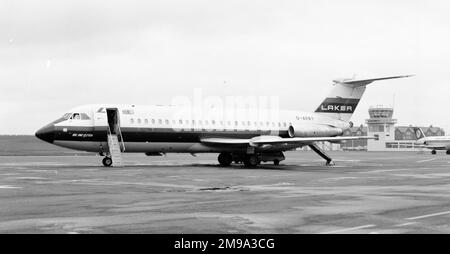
[315,75,412,122]
[413,127,426,140]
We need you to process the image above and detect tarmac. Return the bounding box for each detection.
[0,151,449,234]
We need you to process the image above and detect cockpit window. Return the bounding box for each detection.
[62,113,72,120]
[80,113,91,120]
[72,113,81,120]
[65,112,91,120]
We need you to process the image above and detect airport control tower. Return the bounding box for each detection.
[365,106,397,151]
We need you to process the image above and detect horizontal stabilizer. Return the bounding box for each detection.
[333,75,413,87]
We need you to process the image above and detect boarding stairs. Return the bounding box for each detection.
[107,134,124,167]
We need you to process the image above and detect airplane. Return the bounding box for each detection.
[35,75,411,167]
[413,127,450,155]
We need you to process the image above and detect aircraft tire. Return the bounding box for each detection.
[446,150,450,155]
[273,159,280,165]
[243,155,259,167]
[431,150,437,155]
[218,153,233,166]
[102,157,113,167]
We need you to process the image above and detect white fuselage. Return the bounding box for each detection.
[38,104,351,154]
[417,136,450,150]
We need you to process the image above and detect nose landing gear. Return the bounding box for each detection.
[102,157,113,167]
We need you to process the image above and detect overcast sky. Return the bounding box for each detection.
[1,0,449,134]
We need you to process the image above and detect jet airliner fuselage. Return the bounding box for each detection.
[36,75,411,167]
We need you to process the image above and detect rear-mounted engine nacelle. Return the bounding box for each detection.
[288,124,343,138]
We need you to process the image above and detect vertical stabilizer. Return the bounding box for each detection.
[413,127,426,140]
[315,75,412,122]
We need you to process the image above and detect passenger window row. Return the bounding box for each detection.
[129,118,289,128]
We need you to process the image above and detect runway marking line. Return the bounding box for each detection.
[0,185,22,189]
[360,168,414,174]
[319,224,375,234]
[395,222,417,227]
[416,158,437,163]
[406,211,450,220]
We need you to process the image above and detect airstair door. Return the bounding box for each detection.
[106,108,125,167]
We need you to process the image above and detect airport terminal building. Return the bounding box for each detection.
[340,106,445,151]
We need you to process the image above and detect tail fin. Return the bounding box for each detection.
[413,127,426,140]
[315,75,412,122]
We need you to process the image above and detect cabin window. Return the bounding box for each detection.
[137,119,142,124]
[158,119,162,124]
[283,122,287,127]
[145,119,148,124]
[130,118,134,124]
[205,120,209,125]
[192,120,195,125]
[247,121,251,126]
[235,121,238,126]
[241,121,245,126]
[179,120,183,124]
[80,113,91,120]
[151,119,155,124]
[165,120,169,125]
[212,120,216,125]
[185,120,189,125]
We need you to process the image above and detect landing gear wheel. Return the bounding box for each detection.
[431,150,437,155]
[218,153,233,167]
[243,155,259,167]
[326,160,335,166]
[273,159,280,165]
[446,150,450,155]
[102,157,113,167]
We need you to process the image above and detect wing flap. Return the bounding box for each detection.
[250,136,377,145]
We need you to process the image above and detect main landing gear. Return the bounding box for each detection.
[308,143,335,166]
[217,152,284,168]
[243,154,260,167]
[446,150,450,155]
[431,150,437,155]
[102,157,113,167]
[218,153,233,167]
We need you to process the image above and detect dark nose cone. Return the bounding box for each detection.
[35,124,55,143]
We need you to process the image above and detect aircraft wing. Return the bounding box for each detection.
[201,135,377,146]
